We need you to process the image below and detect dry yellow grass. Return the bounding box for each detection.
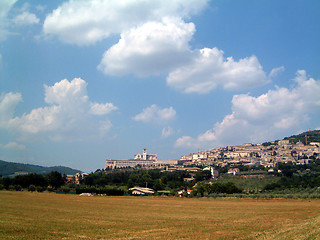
[0,191,319,239]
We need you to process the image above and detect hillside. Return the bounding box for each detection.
[283,130,320,144]
[262,130,320,146]
[0,160,81,177]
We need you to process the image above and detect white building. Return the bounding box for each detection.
[203,166,219,178]
[310,142,320,147]
[278,140,290,145]
[192,153,204,160]
[104,159,155,169]
[105,148,157,169]
[129,187,154,195]
[134,148,157,161]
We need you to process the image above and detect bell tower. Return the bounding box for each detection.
[143,148,147,160]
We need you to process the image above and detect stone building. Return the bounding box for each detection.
[105,148,157,169]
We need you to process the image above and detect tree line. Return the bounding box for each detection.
[82,168,214,190]
[263,159,320,191]
[2,159,320,197]
[0,171,65,191]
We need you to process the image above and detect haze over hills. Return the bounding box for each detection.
[0,160,81,177]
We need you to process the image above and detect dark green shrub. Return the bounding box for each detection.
[36,186,45,192]
[14,185,22,191]
[28,185,36,192]
[58,186,71,193]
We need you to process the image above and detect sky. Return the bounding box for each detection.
[0,0,319,172]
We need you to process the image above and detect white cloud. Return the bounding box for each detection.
[174,130,216,149]
[269,66,285,78]
[175,136,194,148]
[35,5,46,12]
[175,70,320,148]
[0,141,25,150]
[44,0,269,95]
[0,0,17,41]
[44,78,89,106]
[198,129,216,142]
[0,1,40,40]
[0,78,116,141]
[100,25,269,93]
[133,104,176,124]
[167,47,268,94]
[0,92,22,127]
[98,17,195,76]
[13,11,40,26]
[161,126,174,138]
[43,0,208,45]
[90,102,118,115]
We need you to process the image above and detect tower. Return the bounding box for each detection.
[143,148,147,160]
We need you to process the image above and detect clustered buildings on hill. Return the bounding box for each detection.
[179,140,320,168]
[104,140,320,171]
[66,138,319,185]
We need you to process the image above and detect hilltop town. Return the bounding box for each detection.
[104,130,320,172]
[2,130,320,198]
[179,139,319,168]
[62,130,320,189]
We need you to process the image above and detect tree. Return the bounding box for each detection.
[13,173,47,188]
[194,170,211,181]
[153,179,164,191]
[46,171,65,189]
[3,177,11,189]
[28,184,36,192]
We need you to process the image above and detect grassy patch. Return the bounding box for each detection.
[217,173,280,192]
[0,191,320,239]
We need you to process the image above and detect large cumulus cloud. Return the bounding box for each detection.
[43,0,272,95]
[98,17,195,76]
[175,70,320,149]
[43,0,208,45]
[0,78,117,141]
[167,47,268,93]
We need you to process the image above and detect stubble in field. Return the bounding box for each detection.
[0,191,319,239]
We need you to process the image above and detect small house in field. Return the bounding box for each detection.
[129,187,154,196]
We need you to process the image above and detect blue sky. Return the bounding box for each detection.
[0,0,319,172]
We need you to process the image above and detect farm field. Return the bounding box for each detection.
[0,191,320,239]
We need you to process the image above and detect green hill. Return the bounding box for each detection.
[262,130,320,146]
[0,160,81,177]
[284,130,320,144]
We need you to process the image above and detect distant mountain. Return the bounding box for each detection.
[0,160,81,177]
[283,130,320,144]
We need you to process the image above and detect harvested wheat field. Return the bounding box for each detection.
[0,191,319,239]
